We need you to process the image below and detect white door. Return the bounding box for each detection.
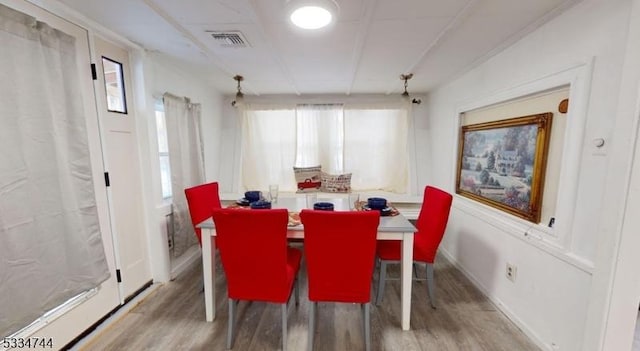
[94,36,152,301]
[0,0,121,347]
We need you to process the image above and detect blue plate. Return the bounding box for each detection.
[250,200,272,209]
[362,205,393,216]
[236,198,251,206]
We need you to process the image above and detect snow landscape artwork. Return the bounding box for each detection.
[456,113,553,222]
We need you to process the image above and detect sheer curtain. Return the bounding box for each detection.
[241,106,297,191]
[344,106,409,192]
[241,103,409,193]
[163,93,204,257]
[295,104,344,172]
[0,4,110,336]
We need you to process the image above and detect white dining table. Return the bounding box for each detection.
[197,197,417,330]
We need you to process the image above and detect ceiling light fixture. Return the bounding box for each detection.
[400,73,422,105]
[231,75,244,107]
[287,0,338,30]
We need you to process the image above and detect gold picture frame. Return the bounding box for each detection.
[455,112,553,222]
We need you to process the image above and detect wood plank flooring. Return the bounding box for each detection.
[79,254,540,351]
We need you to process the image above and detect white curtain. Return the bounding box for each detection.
[344,107,409,192]
[241,106,298,191]
[241,103,409,193]
[163,94,204,257]
[295,104,344,172]
[0,4,110,337]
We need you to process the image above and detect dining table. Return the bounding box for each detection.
[197,196,417,330]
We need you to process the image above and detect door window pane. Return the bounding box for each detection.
[102,57,127,114]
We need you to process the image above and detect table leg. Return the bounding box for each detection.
[400,232,414,330]
[202,228,216,322]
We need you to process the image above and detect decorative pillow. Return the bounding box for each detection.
[293,166,322,193]
[320,172,352,193]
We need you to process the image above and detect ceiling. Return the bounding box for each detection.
[57,0,580,96]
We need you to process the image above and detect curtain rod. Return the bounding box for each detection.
[162,92,192,104]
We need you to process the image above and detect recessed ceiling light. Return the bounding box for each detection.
[287,0,338,30]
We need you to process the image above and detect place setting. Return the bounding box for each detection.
[229,187,304,226]
[356,197,399,216]
[231,190,265,207]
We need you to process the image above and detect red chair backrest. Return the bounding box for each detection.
[211,208,291,302]
[184,182,222,246]
[414,186,453,263]
[300,210,380,303]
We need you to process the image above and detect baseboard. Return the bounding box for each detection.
[439,248,554,351]
[67,283,161,350]
[170,245,201,280]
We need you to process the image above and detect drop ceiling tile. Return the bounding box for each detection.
[355,17,452,81]
[151,0,257,24]
[374,0,471,20]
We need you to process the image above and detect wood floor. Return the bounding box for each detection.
[80,254,540,351]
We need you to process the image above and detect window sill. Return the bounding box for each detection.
[156,199,173,216]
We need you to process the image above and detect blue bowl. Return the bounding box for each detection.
[245,190,262,203]
[313,202,334,211]
[250,200,271,209]
[367,197,387,210]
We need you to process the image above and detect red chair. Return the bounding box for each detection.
[184,182,222,246]
[211,208,302,351]
[300,210,380,351]
[375,185,453,308]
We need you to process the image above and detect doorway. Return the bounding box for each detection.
[0,0,120,345]
[94,36,152,302]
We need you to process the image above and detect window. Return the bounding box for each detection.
[155,100,172,198]
[241,104,409,193]
[101,57,127,114]
[295,104,344,172]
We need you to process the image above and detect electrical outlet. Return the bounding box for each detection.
[506,263,517,282]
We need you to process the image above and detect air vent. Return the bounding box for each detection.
[207,31,250,48]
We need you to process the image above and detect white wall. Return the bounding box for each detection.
[218,96,242,193]
[589,0,640,349]
[421,0,637,350]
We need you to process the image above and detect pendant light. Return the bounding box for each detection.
[231,75,244,107]
[400,73,421,105]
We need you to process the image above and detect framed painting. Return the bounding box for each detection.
[455,112,553,222]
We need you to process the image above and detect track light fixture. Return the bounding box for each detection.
[231,75,244,107]
[400,73,421,105]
